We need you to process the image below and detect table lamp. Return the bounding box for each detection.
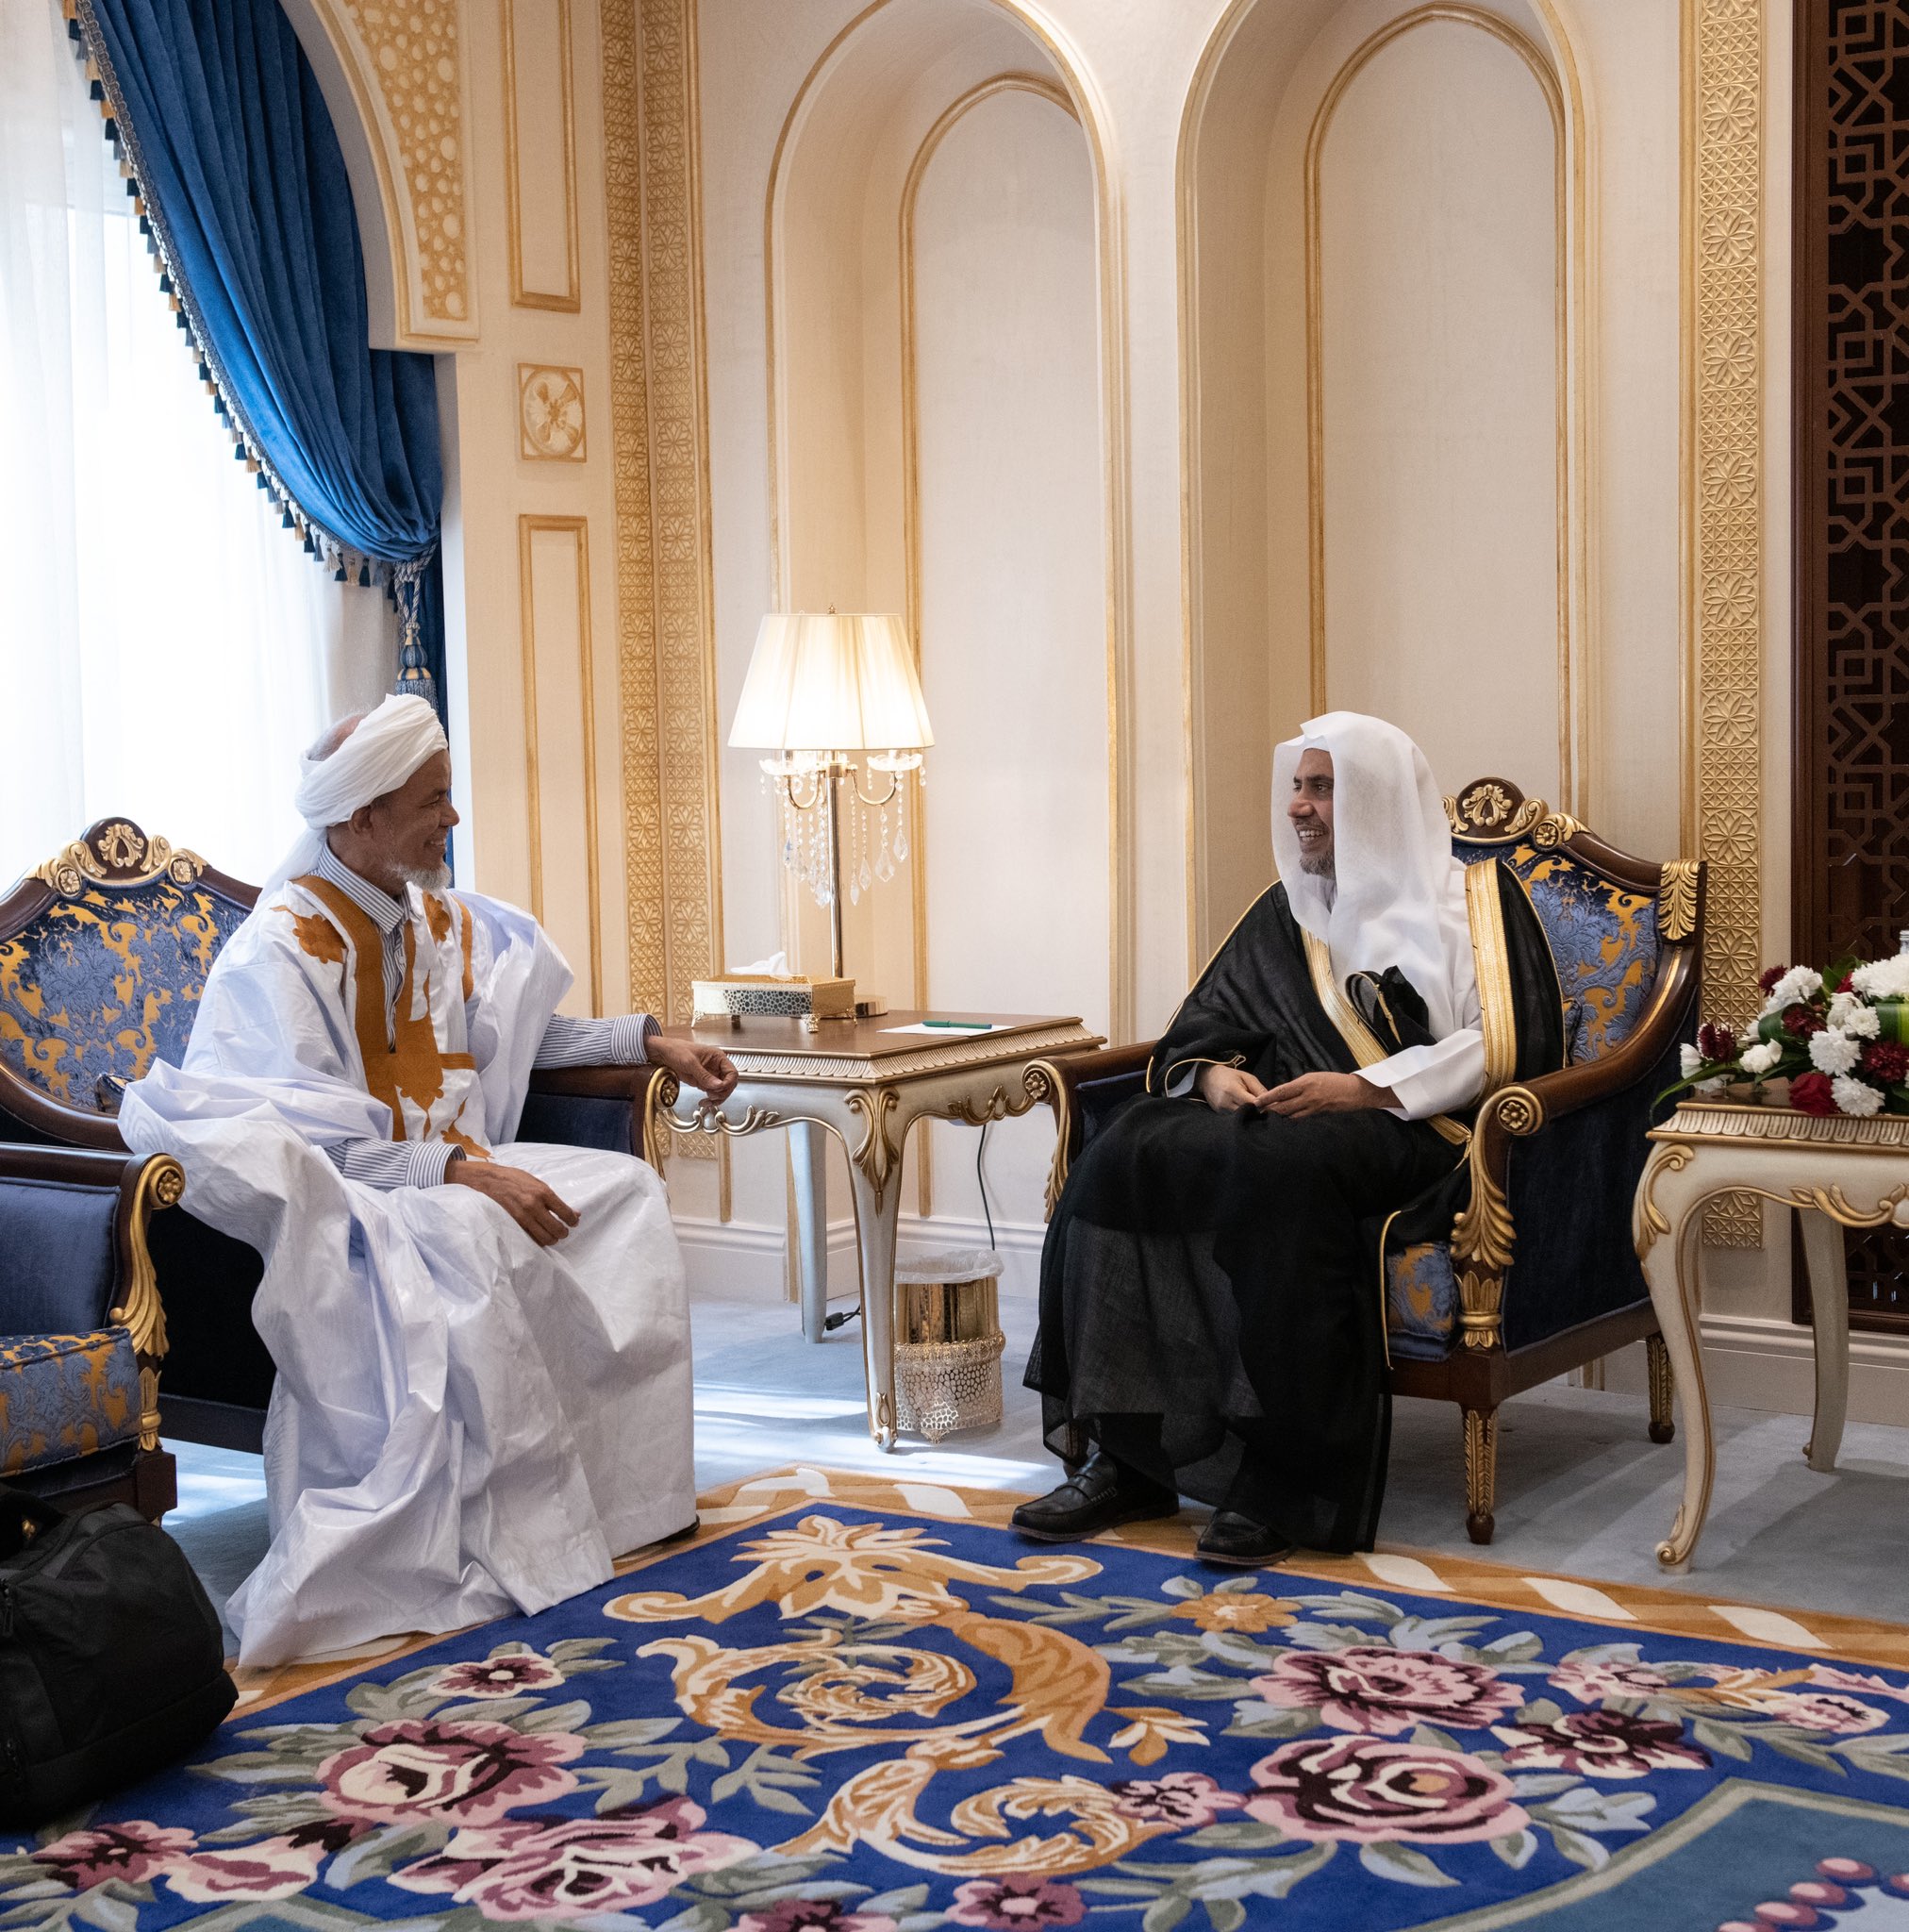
[729,610,934,983]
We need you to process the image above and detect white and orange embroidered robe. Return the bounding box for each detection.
[120,879,693,1668]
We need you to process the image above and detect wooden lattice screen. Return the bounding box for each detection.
[1794,0,1909,1329]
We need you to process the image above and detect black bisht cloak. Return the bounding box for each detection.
[1024,862,1563,1552]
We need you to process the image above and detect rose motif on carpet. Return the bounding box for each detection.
[6,1500,1909,1929]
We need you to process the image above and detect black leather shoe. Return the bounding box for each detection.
[1195,1509,1297,1568]
[1011,1450,1179,1541]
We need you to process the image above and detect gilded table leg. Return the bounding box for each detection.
[788,1121,829,1344]
[1646,1184,1713,1568]
[1798,1207,1850,1473]
[843,1087,905,1450]
[1646,1332,1676,1444]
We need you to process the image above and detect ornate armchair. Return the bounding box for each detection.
[0,1144,183,1519]
[0,819,660,1452]
[1044,779,1705,1545]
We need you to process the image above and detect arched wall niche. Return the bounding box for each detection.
[277,0,478,347]
[759,0,1120,1225]
[1177,0,1593,962]
[761,0,1132,1041]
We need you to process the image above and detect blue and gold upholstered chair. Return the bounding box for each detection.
[0,818,665,1453]
[0,1144,183,1520]
[1043,777,1705,1546]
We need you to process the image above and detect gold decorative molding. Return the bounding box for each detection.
[519,364,587,461]
[109,1153,183,1450]
[1634,1141,1697,1258]
[603,0,725,1163]
[1683,0,1764,1248]
[33,824,206,897]
[517,515,604,1010]
[503,0,582,313]
[1658,859,1702,941]
[328,0,473,336]
[1303,6,1582,810]
[846,1087,902,1213]
[1450,1084,1546,1349]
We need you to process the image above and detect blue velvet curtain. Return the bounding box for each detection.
[74,0,446,712]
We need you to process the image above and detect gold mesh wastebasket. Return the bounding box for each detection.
[893,1247,1005,1441]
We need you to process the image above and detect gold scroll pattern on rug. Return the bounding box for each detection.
[604,1513,1199,1876]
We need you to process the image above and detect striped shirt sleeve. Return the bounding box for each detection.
[532,1013,659,1068]
[324,1138,462,1190]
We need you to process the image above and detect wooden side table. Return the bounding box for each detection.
[647,1010,1102,1448]
[1634,1099,1909,1566]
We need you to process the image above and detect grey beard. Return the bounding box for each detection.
[401,861,452,891]
[1299,851,1336,878]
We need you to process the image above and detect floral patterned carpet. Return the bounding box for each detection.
[7,1470,1909,1931]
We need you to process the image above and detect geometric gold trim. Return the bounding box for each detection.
[1683,0,1764,1249]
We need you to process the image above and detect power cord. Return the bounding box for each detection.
[821,1123,997,1335]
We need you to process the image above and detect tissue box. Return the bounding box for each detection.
[691,974,856,1020]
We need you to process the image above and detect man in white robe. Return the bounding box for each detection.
[121,695,735,1667]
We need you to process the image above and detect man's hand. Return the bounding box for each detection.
[449,1159,581,1246]
[649,1035,739,1106]
[1258,1072,1397,1117]
[1197,1064,1271,1112]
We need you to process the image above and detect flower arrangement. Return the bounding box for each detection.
[1668,956,1909,1117]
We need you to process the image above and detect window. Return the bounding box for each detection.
[0,0,394,889]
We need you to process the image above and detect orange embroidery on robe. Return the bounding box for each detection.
[274,906,348,971]
[457,900,474,1003]
[293,877,476,1142]
[423,894,454,945]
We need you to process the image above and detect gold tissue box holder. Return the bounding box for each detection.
[893,1248,1005,1441]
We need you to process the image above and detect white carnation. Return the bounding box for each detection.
[1740,1040,1783,1076]
[1770,966,1825,1009]
[1833,1074,1884,1117]
[1694,1076,1731,1097]
[1680,1042,1703,1077]
[1828,992,1881,1037]
[1810,1029,1862,1076]
[1851,957,1909,1000]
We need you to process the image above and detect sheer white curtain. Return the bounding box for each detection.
[0,0,396,890]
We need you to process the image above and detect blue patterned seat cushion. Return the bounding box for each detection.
[1386,1241,1460,1360]
[0,1329,141,1475]
[1454,839,1660,1062]
[0,881,249,1111]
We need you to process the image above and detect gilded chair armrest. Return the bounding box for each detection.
[0,1065,129,1151]
[1027,1041,1159,1220]
[522,1063,660,1163]
[0,1144,182,1451]
[1448,949,1700,1351]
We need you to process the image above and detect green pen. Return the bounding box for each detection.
[921,1019,992,1029]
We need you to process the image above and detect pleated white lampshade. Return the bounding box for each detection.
[728,612,934,753]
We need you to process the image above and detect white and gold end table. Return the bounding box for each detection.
[1634,1099,1909,1567]
[646,1010,1101,1448]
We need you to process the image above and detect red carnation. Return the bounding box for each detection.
[1697,1022,1738,1063]
[1782,1003,1827,1039]
[1758,965,1789,994]
[1789,1072,1837,1115]
[1838,973,1856,994]
[1862,1041,1909,1085]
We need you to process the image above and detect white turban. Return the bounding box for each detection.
[261,693,449,892]
[1270,710,1470,1040]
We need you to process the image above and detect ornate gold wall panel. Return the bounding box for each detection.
[1684,0,1764,1248]
[603,0,724,1160]
[326,0,474,336]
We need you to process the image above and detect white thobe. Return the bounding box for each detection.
[120,875,693,1668]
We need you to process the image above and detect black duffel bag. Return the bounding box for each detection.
[0,1489,235,1828]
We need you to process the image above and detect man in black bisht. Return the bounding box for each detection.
[1018,712,1563,1566]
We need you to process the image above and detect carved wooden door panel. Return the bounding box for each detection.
[1793,0,1909,1329]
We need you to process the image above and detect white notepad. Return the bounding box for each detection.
[881,1021,997,1035]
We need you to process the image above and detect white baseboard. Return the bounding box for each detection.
[1602,1313,1909,1424]
[674,1210,1045,1303]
